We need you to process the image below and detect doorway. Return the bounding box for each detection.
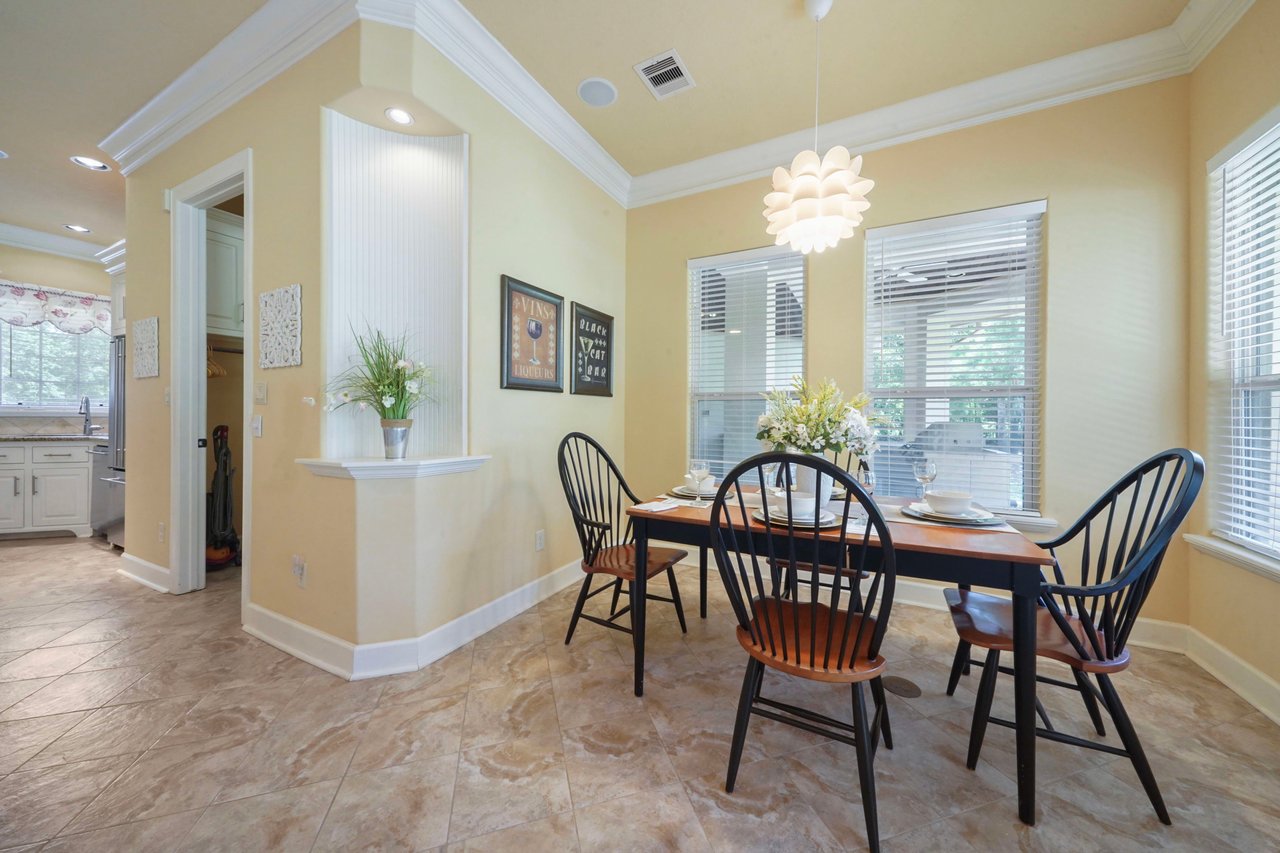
[167,151,252,620]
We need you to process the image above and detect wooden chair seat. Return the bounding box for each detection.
[585,544,688,581]
[737,597,886,683]
[943,588,1130,674]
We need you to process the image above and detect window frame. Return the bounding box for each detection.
[0,322,113,415]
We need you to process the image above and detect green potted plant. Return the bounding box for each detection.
[327,326,432,459]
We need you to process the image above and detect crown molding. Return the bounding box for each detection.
[359,0,630,206]
[95,239,127,275]
[0,223,106,262]
[99,0,359,175]
[627,0,1255,207]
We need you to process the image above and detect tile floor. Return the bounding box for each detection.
[1,536,1278,851]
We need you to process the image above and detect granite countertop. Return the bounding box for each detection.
[0,435,108,443]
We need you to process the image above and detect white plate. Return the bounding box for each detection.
[901,504,1005,526]
[671,483,717,498]
[752,508,840,528]
[908,502,994,520]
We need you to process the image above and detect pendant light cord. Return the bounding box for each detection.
[813,17,821,152]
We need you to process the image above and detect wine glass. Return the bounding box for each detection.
[526,318,543,365]
[912,459,937,499]
[688,459,711,507]
[857,466,877,496]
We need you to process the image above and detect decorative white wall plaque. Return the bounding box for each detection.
[133,316,159,378]
[259,283,302,369]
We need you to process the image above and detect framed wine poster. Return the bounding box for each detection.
[570,302,613,397]
[500,275,563,392]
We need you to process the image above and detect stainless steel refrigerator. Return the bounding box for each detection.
[92,335,126,546]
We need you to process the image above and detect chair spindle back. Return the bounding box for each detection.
[557,433,640,566]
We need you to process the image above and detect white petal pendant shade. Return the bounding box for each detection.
[763,145,874,254]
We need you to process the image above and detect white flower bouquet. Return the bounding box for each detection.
[756,376,879,457]
[326,326,432,421]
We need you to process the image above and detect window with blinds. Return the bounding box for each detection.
[1210,120,1280,559]
[689,246,805,477]
[864,201,1045,513]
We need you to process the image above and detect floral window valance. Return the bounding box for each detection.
[0,281,111,335]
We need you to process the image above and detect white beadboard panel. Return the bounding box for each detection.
[324,109,467,458]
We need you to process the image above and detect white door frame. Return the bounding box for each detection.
[168,149,253,615]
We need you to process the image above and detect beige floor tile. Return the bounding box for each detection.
[150,679,303,750]
[183,779,340,852]
[0,642,118,682]
[551,664,646,731]
[470,640,551,691]
[41,810,202,853]
[684,759,846,852]
[313,755,458,851]
[0,712,88,774]
[463,678,561,752]
[447,812,580,852]
[0,754,136,847]
[544,632,626,678]
[561,717,679,808]
[379,646,474,707]
[62,734,256,833]
[473,613,545,649]
[0,676,57,714]
[574,783,711,852]
[20,696,199,769]
[349,692,466,773]
[448,738,572,842]
[0,623,81,653]
[0,666,148,720]
[646,699,768,782]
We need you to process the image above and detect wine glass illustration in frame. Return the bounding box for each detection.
[500,275,564,392]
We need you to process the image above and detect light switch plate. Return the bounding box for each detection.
[254,382,268,404]
[251,415,263,437]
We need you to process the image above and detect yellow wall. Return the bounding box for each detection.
[1187,0,1280,681]
[0,244,107,296]
[626,78,1192,623]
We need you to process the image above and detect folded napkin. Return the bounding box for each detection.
[683,474,715,492]
[635,498,680,513]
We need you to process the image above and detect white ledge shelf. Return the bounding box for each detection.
[296,455,491,480]
[1185,533,1280,583]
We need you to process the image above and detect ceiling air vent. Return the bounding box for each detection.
[633,50,695,101]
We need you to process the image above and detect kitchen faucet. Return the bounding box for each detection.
[79,396,102,436]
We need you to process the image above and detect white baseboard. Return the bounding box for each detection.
[118,552,171,593]
[244,559,583,681]
[892,578,1280,725]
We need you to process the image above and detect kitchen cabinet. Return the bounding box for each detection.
[0,441,94,537]
[207,209,245,338]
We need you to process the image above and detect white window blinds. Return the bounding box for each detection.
[864,201,1045,513]
[689,246,805,477]
[1211,120,1280,559]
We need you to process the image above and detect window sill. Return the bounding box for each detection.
[296,455,491,480]
[1184,533,1280,583]
[995,513,1059,535]
[0,408,106,417]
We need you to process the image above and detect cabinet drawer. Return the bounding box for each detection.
[31,446,89,464]
[0,446,25,464]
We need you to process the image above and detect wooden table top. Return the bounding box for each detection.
[627,494,1055,567]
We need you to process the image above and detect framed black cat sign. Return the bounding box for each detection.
[500,275,563,392]
[570,302,613,397]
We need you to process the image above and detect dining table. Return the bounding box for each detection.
[626,491,1055,826]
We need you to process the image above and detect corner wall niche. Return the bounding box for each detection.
[323,108,467,459]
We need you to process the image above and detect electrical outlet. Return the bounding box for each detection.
[158,521,166,543]
[534,529,545,551]
[292,554,306,588]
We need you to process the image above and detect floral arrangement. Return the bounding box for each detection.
[326,326,431,421]
[756,376,879,457]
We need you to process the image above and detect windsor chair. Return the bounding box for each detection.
[710,452,897,851]
[557,433,688,647]
[944,448,1203,824]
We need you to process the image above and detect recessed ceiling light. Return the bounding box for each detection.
[63,224,91,233]
[70,155,111,172]
[0,151,9,159]
[577,77,618,108]
[384,107,414,126]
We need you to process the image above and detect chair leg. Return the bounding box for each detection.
[609,578,623,615]
[851,682,881,853]
[1073,670,1107,737]
[1097,673,1171,825]
[666,567,688,634]
[966,648,1001,770]
[869,676,893,750]
[726,658,761,793]
[946,640,971,696]
[564,575,593,645]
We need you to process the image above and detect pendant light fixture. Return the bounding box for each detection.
[763,0,874,254]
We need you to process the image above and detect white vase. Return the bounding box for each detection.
[792,451,834,507]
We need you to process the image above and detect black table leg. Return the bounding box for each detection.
[699,546,708,619]
[632,520,648,697]
[1011,566,1038,825]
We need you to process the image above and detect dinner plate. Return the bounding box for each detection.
[671,483,717,498]
[909,502,995,521]
[752,508,841,528]
[774,484,848,500]
[901,504,1006,526]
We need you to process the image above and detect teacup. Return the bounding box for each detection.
[924,490,973,515]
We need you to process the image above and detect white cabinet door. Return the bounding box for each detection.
[207,210,244,337]
[0,470,23,530]
[31,467,89,528]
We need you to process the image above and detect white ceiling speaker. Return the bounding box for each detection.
[577,77,618,108]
